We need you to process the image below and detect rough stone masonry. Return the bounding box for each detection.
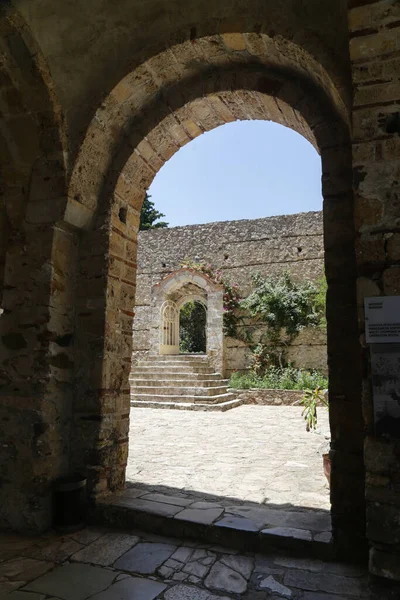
[133,211,327,375]
[0,0,400,582]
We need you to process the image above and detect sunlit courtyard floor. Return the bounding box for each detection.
[126,405,330,512]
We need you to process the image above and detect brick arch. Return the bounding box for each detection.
[68,35,364,559]
[154,268,223,296]
[68,33,348,219]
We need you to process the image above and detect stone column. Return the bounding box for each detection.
[207,290,224,376]
[69,195,137,498]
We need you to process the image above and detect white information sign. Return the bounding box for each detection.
[365,296,400,344]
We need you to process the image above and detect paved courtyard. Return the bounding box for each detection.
[127,406,331,511]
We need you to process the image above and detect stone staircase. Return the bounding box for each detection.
[130,354,242,411]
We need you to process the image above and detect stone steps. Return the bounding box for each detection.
[143,354,208,361]
[131,354,238,410]
[95,488,334,561]
[131,392,236,404]
[137,356,209,367]
[131,379,229,389]
[133,365,215,374]
[132,382,227,396]
[130,373,224,382]
[131,398,244,411]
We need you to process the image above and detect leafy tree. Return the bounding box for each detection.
[139,193,168,230]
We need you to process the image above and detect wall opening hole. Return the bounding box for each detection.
[118,206,127,224]
[386,112,400,135]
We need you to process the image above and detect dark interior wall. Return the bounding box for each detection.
[0,10,70,532]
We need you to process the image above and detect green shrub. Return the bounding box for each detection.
[300,386,329,431]
[229,367,328,391]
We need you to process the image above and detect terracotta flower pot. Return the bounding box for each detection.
[322,453,331,486]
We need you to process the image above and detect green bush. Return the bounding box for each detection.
[229,367,328,391]
[240,271,324,370]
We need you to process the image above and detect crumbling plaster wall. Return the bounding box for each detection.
[133,211,326,374]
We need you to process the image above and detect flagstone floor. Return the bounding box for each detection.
[1,525,400,599]
[2,408,399,599]
[127,405,331,511]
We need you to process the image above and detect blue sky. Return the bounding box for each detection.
[148,120,323,227]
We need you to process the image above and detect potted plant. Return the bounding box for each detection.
[299,386,330,484]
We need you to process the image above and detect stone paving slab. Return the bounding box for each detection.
[174,507,224,525]
[205,561,248,594]
[1,526,400,599]
[90,576,167,599]
[97,487,332,560]
[71,532,140,566]
[114,542,177,574]
[0,557,53,581]
[24,563,117,599]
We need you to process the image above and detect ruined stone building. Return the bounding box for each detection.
[133,211,327,375]
[1,0,400,582]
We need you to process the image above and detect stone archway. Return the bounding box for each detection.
[1,0,400,580]
[150,268,224,374]
[64,32,363,557]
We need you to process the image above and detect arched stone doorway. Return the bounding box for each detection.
[65,32,363,557]
[150,268,224,374]
[1,0,400,581]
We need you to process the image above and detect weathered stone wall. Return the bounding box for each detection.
[3,0,400,579]
[133,211,327,374]
[234,388,304,406]
[349,0,400,580]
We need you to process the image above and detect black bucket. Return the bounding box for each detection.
[53,474,87,533]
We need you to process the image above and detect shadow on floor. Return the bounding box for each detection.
[125,478,332,526]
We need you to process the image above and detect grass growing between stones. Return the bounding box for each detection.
[229,367,328,390]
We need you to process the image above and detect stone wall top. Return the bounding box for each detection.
[137,211,324,296]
